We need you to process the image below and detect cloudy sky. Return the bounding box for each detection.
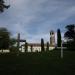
[0,0,75,43]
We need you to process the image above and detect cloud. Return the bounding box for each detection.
[0,0,75,43]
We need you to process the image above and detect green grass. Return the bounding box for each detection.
[0,50,75,75]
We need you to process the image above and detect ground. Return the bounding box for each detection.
[0,50,75,75]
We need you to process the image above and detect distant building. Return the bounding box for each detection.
[50,30,55,46]
[20,43,55,52]
[20,31,55,52]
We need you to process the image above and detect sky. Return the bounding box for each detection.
[0,0,75,43]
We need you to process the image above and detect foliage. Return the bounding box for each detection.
[9,46,18,53]
[41,38,45,52]
[9,38,17,53]
[0,27,10,49]
[25,42,28,52]
[57,29,61,47]
[0,27,16,51]
[0,0,10,12]
[9,38,16,47]
[46,42,49,51]
[64,24,75,50]
[64,24,75,39]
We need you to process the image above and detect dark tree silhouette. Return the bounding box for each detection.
[17,33,20,54]
[64,24,75,50]
[0,27,10,50]
[0,27,17,53]
[46,42,49,51]
[41,38,45,52]
[9,38,17,53]
[25,41,28,52]
[9,38,16,47]
[57,29,61,47]
[0,0,10,12]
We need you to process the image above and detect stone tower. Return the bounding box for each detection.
[50,30,55,46]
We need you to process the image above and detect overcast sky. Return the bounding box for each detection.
[0,0,75,43]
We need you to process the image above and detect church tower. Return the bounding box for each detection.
[50,30,55,46]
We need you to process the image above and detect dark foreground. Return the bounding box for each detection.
[0,50,75,75]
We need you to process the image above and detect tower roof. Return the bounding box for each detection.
[50,30,54,35]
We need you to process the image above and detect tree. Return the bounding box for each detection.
[17,33,20,55]
[25,42,28,52]
[0,27,10,50]
[57,29,61,47]
[0,27,17,54]
[0,0,10,12]
[41,38,45,52]
[46,42,49,51]
[64,24,75,50]
[9,38,17,53]
[9,38,16,47]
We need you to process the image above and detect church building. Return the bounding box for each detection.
[20,31,55,52]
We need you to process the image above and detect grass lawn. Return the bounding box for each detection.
[0,50,75,75]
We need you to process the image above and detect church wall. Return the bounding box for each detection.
[20,30,55,52]
[21,45,55,52]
